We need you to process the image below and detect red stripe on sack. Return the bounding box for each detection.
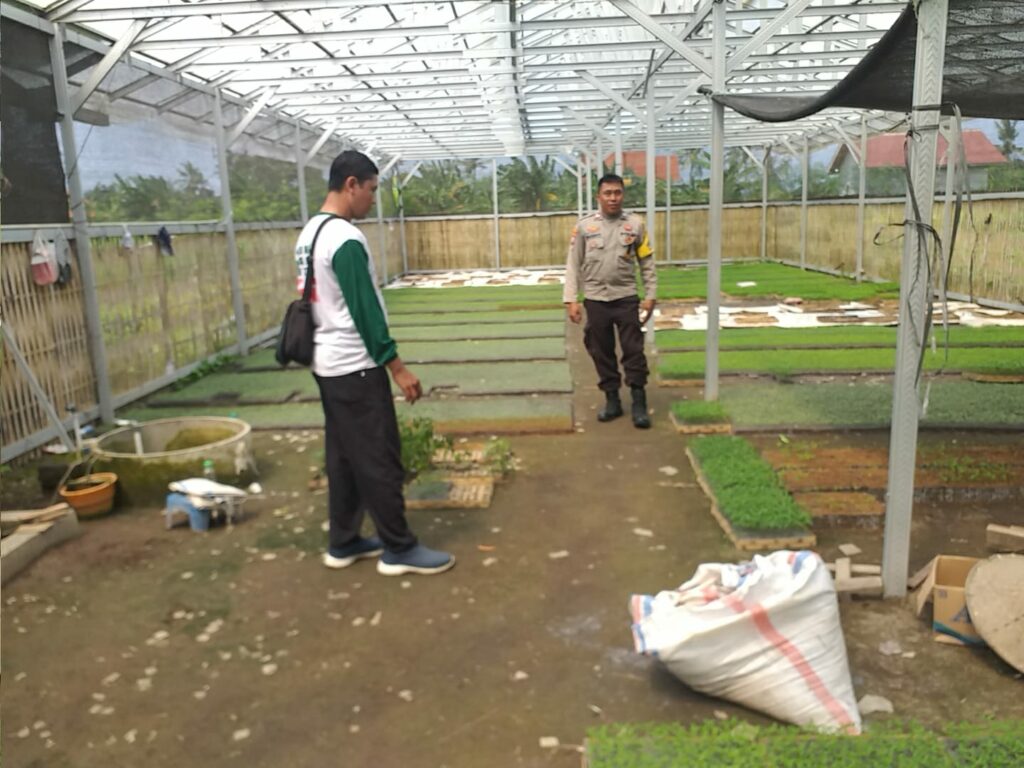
[721,594,856,733]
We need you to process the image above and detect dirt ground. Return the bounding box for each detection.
[3,326,1023,768]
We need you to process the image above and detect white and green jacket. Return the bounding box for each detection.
[294,213,396,377]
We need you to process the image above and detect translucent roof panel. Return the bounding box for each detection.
[21,0,917,158]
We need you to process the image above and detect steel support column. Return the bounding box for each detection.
[646,81,656,244]
[856,114,868,281]
[881,0,950,598]
[212,89,249,356]
[493,158,501,269]
[705,0,726,402]
[800,134,809,269]
[760,145,769,261]
[49,24,114,423]
[296,119,309,221]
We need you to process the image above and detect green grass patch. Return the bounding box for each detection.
[658,347,1024,379]
[406,361,572,395]
[121,396,574,433]
[656,325,1024,350]
[386,297,561,314]
[398,337,565,362]
[718,381,1024,427]
[671,400,730,424]
[657,262,900,301]
[585,719,1024,768]
[388,309,564,326]
[690,435,810,531]
[152,369,317,402]
[393,320,564,341]
[383,284,562,304]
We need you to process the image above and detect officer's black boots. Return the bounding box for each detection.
[631,386,651,429]
[597,390,624,422]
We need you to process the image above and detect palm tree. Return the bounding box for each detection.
[498,156,559,213]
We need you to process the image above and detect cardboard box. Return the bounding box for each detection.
[931,555,983,645]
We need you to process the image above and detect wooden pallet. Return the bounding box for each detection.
[406,475,495,510]
[685,448,816,552]
[669,411,733,435]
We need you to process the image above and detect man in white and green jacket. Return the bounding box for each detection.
[296,150,454,576]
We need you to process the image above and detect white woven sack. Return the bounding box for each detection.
[630,550,861,734]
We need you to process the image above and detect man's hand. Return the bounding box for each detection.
[566,301,583,324]
[640,298,656,325]
[386,357,423,404]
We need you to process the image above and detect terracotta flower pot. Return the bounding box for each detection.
[59,472,118,519]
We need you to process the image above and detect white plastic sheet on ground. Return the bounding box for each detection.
[630,550,862,734]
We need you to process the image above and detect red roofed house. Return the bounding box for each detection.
[602,151,681,183]
[829,130,1006,196]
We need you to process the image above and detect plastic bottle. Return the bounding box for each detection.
[202,459,217,481]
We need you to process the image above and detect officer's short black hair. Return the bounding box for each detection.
[328,151,378,192]
[597,173,625,191]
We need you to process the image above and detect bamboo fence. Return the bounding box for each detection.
[2,197,1020,458]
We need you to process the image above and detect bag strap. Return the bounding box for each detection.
[301,213,338,302]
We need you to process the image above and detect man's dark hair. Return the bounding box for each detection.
[597,173,625,191]
[328,150,379,192]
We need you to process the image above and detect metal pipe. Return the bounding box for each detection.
[800,134,809,269]
[856,114,868,281]
[212,89,249,355]
[881,0,950,598]
[493,158,501,269]
[705,0,726,402]
[48,24,115,423]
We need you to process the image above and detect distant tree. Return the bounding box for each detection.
[401,160,491,215]
[498,156,561,213]
[995,119,1019,161]
[228,152,300,222]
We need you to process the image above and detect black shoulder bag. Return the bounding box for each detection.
[275,214,337,367]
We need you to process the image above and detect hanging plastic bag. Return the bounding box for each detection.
[120,225,135,251]
[30,231,59,286]
[630,551,862,734]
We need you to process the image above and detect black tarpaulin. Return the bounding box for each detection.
[714,0,1024,122]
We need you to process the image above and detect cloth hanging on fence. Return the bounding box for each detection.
[54,230,72,286]
[154,226,174,256]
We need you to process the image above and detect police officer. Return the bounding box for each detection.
[564,173,656,429]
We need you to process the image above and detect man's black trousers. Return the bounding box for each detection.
[314,367,417,554]
[583,295,649,392]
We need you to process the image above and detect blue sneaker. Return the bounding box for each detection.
[377,544,455,576]
[322,536,384,569]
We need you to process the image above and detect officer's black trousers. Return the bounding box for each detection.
[314,367,418,554]
[583,295,649,392]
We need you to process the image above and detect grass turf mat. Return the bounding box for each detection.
[388,308,564,326]
[385,297,561,314]
[398,337,565,362]
[656,325,1024,350]
[119,395,572,434]
[150,369,317,404]
[383,284,562,303]
[585,720,1024,768]
[118,403,327,429]
[658,347,1024,378]
[671,400,729,424]
[393,320,565,341]
[690,435,811,531]
[405,361,572,395]
[719,381,1024,427]
[657,262,900,301]
[164,360,570,399]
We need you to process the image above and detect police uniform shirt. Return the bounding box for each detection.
[562,211,657,303]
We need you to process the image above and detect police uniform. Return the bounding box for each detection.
[563,210,657,394]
